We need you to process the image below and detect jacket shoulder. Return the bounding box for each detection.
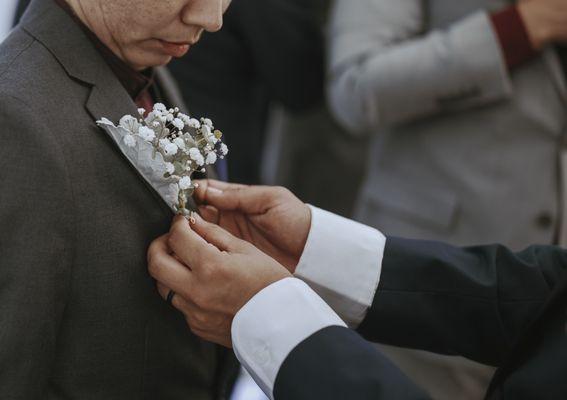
[0,27,72,104]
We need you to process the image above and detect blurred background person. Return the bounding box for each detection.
[264,1,370,217]
[168,0,326,185]
[328,0,567,398]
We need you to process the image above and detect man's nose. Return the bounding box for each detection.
[181,0,224,32]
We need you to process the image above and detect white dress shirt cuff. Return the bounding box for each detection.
[232,277,346,399]
[294,205,386,327]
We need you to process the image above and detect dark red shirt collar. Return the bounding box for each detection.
[53,0,154,100]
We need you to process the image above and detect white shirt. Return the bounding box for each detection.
[0,0,20,43]
[232,205,386,399]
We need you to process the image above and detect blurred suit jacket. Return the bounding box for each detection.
[329,0,567,250]
[328,0,567,398]
[0,0,231,398]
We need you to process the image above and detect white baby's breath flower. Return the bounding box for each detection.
[123,134,136,148]
[188,147,205,166]
[173,137,186,150]
[187,118,201,129]
[165,162,175,175]
[178,176,192,190]
[201,124,211,136]
[97,109,227,218]
[154,103,167,113]
[172,118,184,130]
[205,152,217,165]
[138,126,156,141]
[164,143,178,156]
[159,139,179,156]
[145,110,162,124]
[119,115,139,133]
[178,113,191,124]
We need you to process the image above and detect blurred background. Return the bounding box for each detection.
[5,0,566,399]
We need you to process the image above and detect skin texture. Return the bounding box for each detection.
[518,0,567,50]
[147,182,313,347]
[148,215,292,347]
[66,0,232,70]
[193,180,312,273]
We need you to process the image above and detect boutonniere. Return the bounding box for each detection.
[96,103,228,216]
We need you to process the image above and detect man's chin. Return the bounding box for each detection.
[128,54,173,71]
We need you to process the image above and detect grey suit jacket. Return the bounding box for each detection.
[0,1,226,398]
[328,0,567,250]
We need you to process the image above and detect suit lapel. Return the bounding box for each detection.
[21,0,175,215]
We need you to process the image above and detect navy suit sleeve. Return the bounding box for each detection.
[273,326,431,400]
[358,238,567,366]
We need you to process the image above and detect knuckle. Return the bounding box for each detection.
[190,289,206,308]
[179,285,194,304]
[147,257,161,278]
[195,311,209,326]
[274,186,290,197]
[147,242,159,264]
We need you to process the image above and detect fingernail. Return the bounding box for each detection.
[189,211,197,225]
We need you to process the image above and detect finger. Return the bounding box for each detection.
[193,179,247,204]
[168,215,220,269]
[198,205,220,224]
[198,184,278,215]
[156,282,191,310]
[147,235,194,295]
[190,213,246,253]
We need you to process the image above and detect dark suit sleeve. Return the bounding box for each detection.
[273,326,430,400]
[358,237,567,366]
[234,0,326,112]
[0,96,73,396]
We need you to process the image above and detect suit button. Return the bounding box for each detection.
[535,212,553,229]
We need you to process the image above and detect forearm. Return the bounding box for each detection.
[232,278,430,400]
[273,326,431,400]
[359,238,567,366]
[328,4,512,133]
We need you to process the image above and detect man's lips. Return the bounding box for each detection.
[158,40,191,57]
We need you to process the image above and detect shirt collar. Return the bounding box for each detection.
[53,0,154,100]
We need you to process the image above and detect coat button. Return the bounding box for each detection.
[535,212,553,229]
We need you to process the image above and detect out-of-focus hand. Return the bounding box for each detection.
[518,0,567,49]
[192,180,311,273]
[147,214,291,348]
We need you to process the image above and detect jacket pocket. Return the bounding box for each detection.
[362,180,459,232]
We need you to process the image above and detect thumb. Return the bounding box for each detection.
[190,213,247,253]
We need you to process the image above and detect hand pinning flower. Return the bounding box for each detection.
[96,104,228,216]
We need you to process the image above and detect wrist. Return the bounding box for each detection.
[518,1,552,49]
[240,269,292,313]
[491,5,539,69]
